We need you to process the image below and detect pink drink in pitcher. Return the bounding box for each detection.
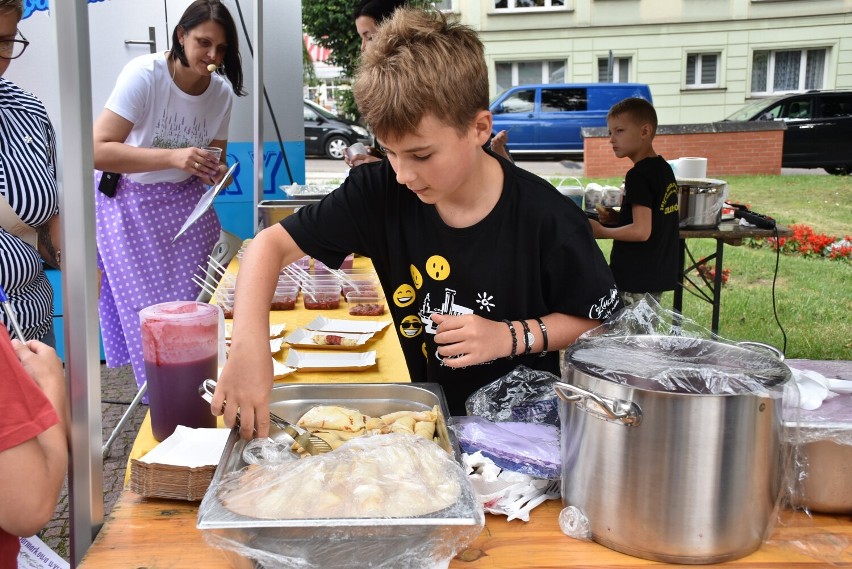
[140,301,220,441]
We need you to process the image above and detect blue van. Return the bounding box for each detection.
[490,83,653,154]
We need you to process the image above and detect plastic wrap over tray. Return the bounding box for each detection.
[198,433,484,569]
[198,383,484,569]
[568,298,790,398]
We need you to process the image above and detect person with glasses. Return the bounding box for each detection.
[0,0,62,349]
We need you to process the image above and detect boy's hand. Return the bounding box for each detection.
[431,313,509,367]
[213,341,274,440]
[12,339,64,391]
[595,204,620,226]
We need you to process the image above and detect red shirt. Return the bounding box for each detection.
[0,326,60,566]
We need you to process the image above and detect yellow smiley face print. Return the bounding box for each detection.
[425,255,450,281]
[399,315,423,338]
[421,342,428,358]
[393,283,416,308]
[410,264,423,289]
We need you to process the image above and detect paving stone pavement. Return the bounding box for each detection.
[39,363,147,563]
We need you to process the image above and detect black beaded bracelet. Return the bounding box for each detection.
[502,319,517,359]
[520,319,533,356]
[535,317,548,357]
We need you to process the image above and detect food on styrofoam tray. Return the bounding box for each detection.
[219,433,460,519]
[283,328,372,349]
[293,404,439,451]
[311,333,358,346]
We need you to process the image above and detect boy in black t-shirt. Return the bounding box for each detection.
[589,98,680,307]
[214,8,620,437]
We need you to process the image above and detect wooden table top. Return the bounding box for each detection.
[81,251,851,568]
[78,490,851,568]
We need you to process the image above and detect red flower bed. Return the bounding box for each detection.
[748,223,850,262]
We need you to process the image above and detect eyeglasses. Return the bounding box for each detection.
[0,29,29,60]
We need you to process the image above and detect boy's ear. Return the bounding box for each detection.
[472,110,493,145]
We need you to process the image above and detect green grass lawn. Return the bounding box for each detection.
[588,174,852,360]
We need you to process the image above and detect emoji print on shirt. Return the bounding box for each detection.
[393,283,416,308]
[425,255,450,280]
[410,265,423,289]
[399,315,423,338]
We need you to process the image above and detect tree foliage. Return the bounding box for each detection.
[302,0,363,80]
[302,0,430,118]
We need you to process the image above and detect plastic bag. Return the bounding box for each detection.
[465,365,560,425]
[198,433,484,569]
[454,416,560,479]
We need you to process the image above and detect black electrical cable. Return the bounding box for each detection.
[770,224,788,354]
[233,0,295,185]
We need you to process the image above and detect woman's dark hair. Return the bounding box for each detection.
[353,0,408,25]
[170,0,246,96]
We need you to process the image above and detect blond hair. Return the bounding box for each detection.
[353,7,488,140]
[608,97,658,135]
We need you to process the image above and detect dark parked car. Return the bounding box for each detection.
[723,90,852,175]
[304,100,373,160]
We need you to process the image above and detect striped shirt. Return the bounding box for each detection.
[0,78,58,340]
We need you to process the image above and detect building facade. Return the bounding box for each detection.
[438,0,852,124]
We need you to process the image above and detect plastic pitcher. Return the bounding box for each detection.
[139,301,224,441]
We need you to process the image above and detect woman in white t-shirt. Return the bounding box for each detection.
[92,0,245,392]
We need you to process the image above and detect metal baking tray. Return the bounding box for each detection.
[197,383,482,568]
[783,388,852,514]
[258,199,320,229]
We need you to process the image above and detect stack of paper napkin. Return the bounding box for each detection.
[130,426,230,501]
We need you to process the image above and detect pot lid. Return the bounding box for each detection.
[565,335,790,396]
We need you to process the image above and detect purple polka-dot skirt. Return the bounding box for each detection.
[95,172,220,391]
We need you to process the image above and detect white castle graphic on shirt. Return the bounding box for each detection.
[418,288,474,335]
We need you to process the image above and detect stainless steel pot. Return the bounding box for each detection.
[678,179,727,229]
[556,335,791,564]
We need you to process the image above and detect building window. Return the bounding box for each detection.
[432,0,454,11]
[494,0,566,11]
[686,53,720,88]
[495,60,566,93]
[751,48,826,94]
[597,57,631,83]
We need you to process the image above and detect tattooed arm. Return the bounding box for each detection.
[37,214,61,269]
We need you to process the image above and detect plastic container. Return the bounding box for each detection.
[302,284,342,310]
[347,292,385,316]
[271,285,299,311]
[139,301,222,441]
[553,177,584,209]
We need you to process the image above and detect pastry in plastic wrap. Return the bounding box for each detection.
[219,434,461,519]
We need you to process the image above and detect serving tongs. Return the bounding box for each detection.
[198,379,332,455]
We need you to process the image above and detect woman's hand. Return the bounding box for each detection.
[431,313,510,367]
[343,144,383,168]
[174,147,220,184]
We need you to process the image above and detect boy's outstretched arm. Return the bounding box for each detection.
[431,312,598,367]
[213,224,306,440]
[590,203,652,241]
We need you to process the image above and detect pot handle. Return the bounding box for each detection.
[737,341,784,362]
[554,381,642,427]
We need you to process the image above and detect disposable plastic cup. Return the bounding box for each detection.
[203,146,223,163]
[139,301,222,441]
